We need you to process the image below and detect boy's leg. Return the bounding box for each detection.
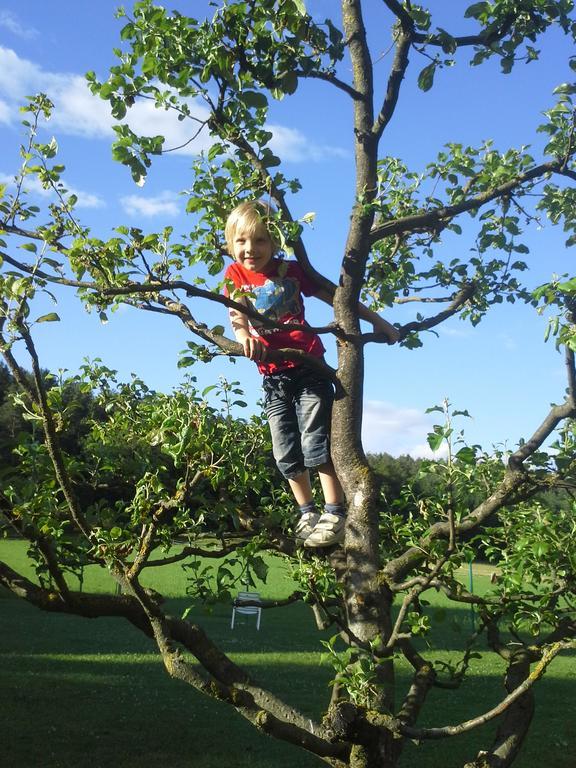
[293,370,346,547]
[263,372,319,539]
[264,373,305,481]
[287,470,313,505]
[316,461,344,506]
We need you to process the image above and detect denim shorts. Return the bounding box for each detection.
[262,366,334,480]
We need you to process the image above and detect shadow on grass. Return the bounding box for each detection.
[1,597,329,768]
[1,594,574,768]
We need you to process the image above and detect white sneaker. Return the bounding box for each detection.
[295,511,320,542]
[304,513,345,548]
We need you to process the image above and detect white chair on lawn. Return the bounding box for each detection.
[231,590,262,630]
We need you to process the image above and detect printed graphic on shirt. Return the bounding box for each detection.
[253,277,301,323]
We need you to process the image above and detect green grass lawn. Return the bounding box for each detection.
[1,540,574,768]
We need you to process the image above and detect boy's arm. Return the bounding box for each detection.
[228,305,267,362]
[314,287,400,344]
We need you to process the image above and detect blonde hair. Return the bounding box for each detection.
[224,200,280,256]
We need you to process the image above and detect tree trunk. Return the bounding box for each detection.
[329,1,397,723]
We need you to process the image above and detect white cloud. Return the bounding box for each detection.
[67,186,105,209]
[127,99,213,156]
[409,442,450,460]
[120,191,180,217]
[269,123,349,162]
[0,98,12,124]
[0,46,40,101]
[0,11,39,40]
[51,75,118,139]
[0,170,105,209]
[362,400,449,458]
[0,47,346,164]
[0,46,213,154]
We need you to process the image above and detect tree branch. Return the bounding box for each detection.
[18,324,93,541]
[373,17,413,139]
[368,160,569,246]
[0,559,152,634]
[399,641,573,741]
[362,282,475,343]
[412,20,517,51]
[383,392,576,584]
[295,68,362,100]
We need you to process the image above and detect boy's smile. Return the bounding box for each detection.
[233,227,274,273]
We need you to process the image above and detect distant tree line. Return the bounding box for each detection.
[1,362,93,460]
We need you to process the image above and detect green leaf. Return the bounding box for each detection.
[111,99,127,120]
[35,313,61,324]
[261,150,281,168]
[279,72,298,95]
[464,2,490,19]
[455,446,476,465]
[417,63,436,92]
[410,7,431,29]
[241,91,268,110]
[553,83,576,95]
[437,28,457,55]
[251,556,269,582]
[427,431,444,451]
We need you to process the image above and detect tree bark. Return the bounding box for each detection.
[330,0,398,740]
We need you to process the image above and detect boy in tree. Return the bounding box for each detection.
[224,201,399,547]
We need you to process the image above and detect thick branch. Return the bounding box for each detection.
[152,294,337,378]
[0,559,152,634]
[373,16,413,139]
[368,160,568,246]
[396,663,436,728]
[1,558,347,762]
[147,613,348,763]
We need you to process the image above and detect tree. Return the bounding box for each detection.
[1,2,576,767]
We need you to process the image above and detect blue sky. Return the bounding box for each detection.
[0,1,574,458]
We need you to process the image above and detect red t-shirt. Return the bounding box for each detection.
[224,258,325,375]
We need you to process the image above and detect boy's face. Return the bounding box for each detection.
[232,223,274,273]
